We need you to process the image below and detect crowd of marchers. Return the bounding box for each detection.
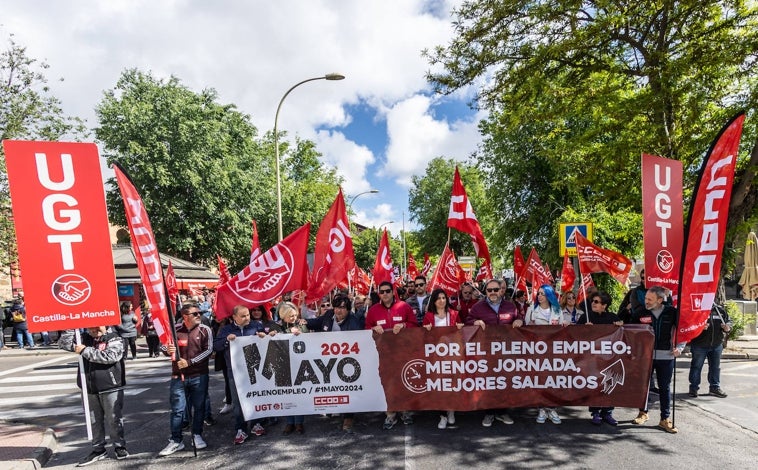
[56,273,732,466]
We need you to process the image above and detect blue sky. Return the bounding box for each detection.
[0,0,484,236]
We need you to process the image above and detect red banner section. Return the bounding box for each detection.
[4,141,119,331]
[575,232,632,285]
[642,154,683,302]
[679,114,745,342]
[376,325,653,410]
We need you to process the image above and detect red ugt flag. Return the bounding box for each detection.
[678,113,744,343]
[447,167,491,264]
[575,231,632,285]
[429,243,467,297]
[307,189,355,302]
[373,229,394,285]
[407,253,420,280]
[215,223,311,321]
[114,164,172,347]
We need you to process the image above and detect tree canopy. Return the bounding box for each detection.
[426,0,758,271]
[96,69,341,271]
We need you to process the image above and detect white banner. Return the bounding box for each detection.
[230,330,387,419]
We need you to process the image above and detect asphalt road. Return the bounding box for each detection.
[2,346,757,469]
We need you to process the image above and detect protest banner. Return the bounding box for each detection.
[229,325,654,418]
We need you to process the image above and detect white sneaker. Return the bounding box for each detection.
[495,413,514,424]
[482,414,495,427]
[438,416,448,429]
[536,408,547,424]
[158,440,185,456]
[219,403,233,414]
[547,409,562,424]
[193,434,207,449]
[446,411,456,425]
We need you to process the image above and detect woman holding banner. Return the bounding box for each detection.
[525,285,564,424]
[422,289,464,429]
[278,302,309,434]
[559,291,584,325]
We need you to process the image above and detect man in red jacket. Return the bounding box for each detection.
[365,281,418,429]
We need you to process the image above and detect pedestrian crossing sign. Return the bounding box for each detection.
[560,223,593,257]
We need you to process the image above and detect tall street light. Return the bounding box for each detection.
[377,221,395,243]
[347,189,379,212]
[274,73,345,241]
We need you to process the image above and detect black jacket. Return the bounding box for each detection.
[635,305,678,351]
[306,310,365,332]
[60,329,126,394]
[690,304,732,348]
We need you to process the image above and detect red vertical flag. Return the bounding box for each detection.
[307,189,355,302]
[514,246,527,291]
[250,220,261,263]
[165,261,179,317]
[113,164,172,346]
[215,223,311,321]
[420,253,432,276]
[678,113,745,343]
[560,253,576,293]
[575,232,632,285]
[576,273,596,304]
[372,229,394,285]
[216,255,232,286]
[407,253,420,280]
[476,260,493,281]
[447,167,492,264]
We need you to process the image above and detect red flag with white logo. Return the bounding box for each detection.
[215,223,311,321]
[407,253,420,280]
[576,273,596,304]
[429,243,467,297]
[575,232,632,285]
[447,167,492,264]
[113,164,172,346]
[250,220,261,263]
[420,253,432,277]
[475,260,493,281]
[350,267,372,295]
[372,229,394,285]
[678,113,745,343]
[307,189,355,302]
[165,261,179,316]
[216,255,232,286]
[560,253,576,293]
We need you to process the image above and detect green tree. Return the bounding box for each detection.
[96,69,340,271]
[352,227,403,272]
[0,34,86,268]
[409,157,495,258]
[427,1,758,268]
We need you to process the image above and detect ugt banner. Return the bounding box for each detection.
[3,141,119,331]
[229,326,654,418]
[642,153,683,302]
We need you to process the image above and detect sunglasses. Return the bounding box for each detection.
[592,299,603,304]
[379,289,393,294]
[320,304,331,308]
[486,288,500,293]
[183,311,201,316]
[415,283,426,287]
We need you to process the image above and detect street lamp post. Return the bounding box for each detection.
[347,189,379,211]
[274,73,345,241]
[377,221,394,243]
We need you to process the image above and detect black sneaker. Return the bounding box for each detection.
[77,449,107,467]
[204,416,216,426]
[688,389,698,398]
[114,447,129,460]
[710,388,728,398]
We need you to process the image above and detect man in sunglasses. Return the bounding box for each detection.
[406,275,431,325]
[159,303,214,456]
[365,280,418,429]
[465,278,523,427]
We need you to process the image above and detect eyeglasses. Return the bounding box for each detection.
[415,283,426,287]
[486,288,500,293]
[592,299,603,304]
[320,304,331,308]
[378,289,393,294]
[183,310,201,316]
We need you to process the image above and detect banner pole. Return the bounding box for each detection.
[76,329,93,441]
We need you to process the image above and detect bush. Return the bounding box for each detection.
[725,301,756,341]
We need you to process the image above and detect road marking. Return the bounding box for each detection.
[0,373,75,383]
[0,355,72,377]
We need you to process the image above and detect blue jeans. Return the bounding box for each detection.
[643,359,675,419]
[16,329,34,348]
[689,344,723,392]
[169,374,209,442]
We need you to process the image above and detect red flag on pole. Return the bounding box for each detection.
[216,255,232,286]
[307,189,356,302]
[113,164,172,347]
[250,220,261,263]
[165,261,179,316]
[407,253,420,280]
[372,229,394,285]
[514,246,527,291]
[575,232,632,285]
[576,273,596,305]
[447,167,492,264]
[475,260,493,281]
[429,243,467,297]
[420,253,432,276]
[215,223,311,321]
[560,252,576,293]
[678,113,745,343]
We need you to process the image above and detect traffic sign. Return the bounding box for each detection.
[560,223,593,257]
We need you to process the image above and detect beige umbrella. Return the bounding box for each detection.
[738,231,758,300]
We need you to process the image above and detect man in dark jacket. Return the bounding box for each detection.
[688,304,732,398]
[60,326,128,466]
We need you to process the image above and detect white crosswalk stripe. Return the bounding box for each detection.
[0,356,173,421]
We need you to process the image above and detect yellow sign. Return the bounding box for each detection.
[559,223,593,257]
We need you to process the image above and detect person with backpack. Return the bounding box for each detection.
[10,299,35,349]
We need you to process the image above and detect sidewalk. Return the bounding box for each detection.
[1,336,757,468]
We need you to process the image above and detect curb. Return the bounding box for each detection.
[4,427,57,470]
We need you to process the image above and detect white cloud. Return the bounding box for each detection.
[353,203,397,230]
[382,94,483,187]
[314,130,375,195]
